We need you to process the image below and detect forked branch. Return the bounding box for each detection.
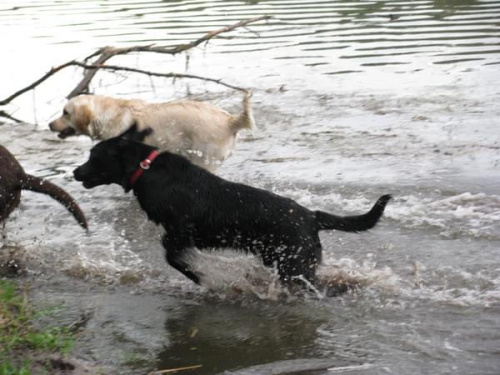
[0,15,271,122]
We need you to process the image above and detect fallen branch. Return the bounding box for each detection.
[68,14,271,98]
[0,61,78,106]
[0,60,249,108]
[0,15,271,122]
[71,62,251,93]
[0,110,22,123]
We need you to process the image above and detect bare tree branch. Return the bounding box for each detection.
[71,62,250,93]
[0,110,22,123]
[167,15,272,54]
[67,48,116,99]
[0,60,249,109]
[0,61,77,106]
[67,15,271,99]
[0,15,272,122]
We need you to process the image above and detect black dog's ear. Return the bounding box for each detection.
[119,122,153,143]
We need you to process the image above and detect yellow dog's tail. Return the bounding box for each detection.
[230,90,255,133]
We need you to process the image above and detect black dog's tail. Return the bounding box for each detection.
[315,195,391,232]
[22,175,88,230]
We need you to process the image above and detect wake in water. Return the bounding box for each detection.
[387,192,500,240]
[5,240,500,308]
[185,248,400,301]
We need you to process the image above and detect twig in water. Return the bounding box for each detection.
[149,364,202,374]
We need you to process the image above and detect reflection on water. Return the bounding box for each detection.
[1,1,500,375]
[1,0,500,74]
[156,300,326,374]
[1,0,500,127]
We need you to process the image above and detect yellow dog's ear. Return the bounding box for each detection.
[75,104,93,135]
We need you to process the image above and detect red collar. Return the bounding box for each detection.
[129,150,160,187]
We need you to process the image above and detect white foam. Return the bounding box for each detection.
[183,247,500,308]
[386,192,500,239]
[185,249,288,300]
[185,248,400,300]
[318,257,401,295]
[269,190,500,241]
[405,262,500,308]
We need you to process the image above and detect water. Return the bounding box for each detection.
[1,0,499,374]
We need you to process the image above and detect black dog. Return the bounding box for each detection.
[74,125,391,286]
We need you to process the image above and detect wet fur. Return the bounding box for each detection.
[0,145,88,230]
[73,125,391,286]
[49,93,255,172]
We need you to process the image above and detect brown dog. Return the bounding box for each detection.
[49,92,255,172]
[0,145,88,230]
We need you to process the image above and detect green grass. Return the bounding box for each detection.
[0,280,76,375]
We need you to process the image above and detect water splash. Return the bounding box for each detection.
[186,249,400,301]
[409,263,500,308]
[387,192,500,239]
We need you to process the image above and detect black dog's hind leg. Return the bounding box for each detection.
[277,244,321,288]
[161,234,200,284]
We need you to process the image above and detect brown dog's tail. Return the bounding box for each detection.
[229,90,256,133]
[21,175,88,230]
[315,195,391,232]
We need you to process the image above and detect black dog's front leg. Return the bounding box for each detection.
[161,234,200,284]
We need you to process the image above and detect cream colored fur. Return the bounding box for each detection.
[49,93,254,172]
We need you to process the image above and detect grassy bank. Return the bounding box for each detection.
[0,279,76,375]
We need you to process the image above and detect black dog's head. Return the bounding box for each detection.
[74,123,153,190]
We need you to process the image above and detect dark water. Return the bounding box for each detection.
[1,1,500,374]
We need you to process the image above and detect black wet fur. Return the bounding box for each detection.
[74,124,391,286]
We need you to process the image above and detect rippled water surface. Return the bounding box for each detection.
[1,1,499,374]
